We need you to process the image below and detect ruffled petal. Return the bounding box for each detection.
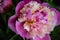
[25,8,32,20]
[23,0,40,3]
[15,1,25,16]
[33,34,51,40]
[42,2,50,7]
[16,21,30,38]
[16,0,40,16]
[50,8,60,26]
[8,15,17,33]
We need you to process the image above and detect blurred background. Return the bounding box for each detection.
[0,0,60,40]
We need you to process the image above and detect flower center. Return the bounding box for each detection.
[18,1,55,39]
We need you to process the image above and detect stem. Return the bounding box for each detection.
[9,35,17,40]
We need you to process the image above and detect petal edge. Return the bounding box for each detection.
[8,15,17,33]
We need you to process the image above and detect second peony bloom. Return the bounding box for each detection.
[0,0,12,13]
[8,0,60,40]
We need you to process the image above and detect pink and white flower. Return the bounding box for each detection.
[8,0,60,40]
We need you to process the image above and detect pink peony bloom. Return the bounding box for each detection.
[8,0,60,40]
[0,0,12,13]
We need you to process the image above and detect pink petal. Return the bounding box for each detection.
[25,9,32,20]
[16,21,30,38]
[35,0,41,3]
[42,2,50,7]
[16,0,40,16]
[50,8,60,26]
[8,15,17,33]
[23,0,40,3]
[15,1,25,16]
[34,34,51,40]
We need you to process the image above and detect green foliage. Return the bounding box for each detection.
[50,25,60,40]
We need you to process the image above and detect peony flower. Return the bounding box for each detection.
[0,0,12,13]
[8,0,60,40]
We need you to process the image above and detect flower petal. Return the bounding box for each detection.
[35,0,41,3]
[23,0,40,3]
[16,0,40,16]
[42,34,51,40]
[33,34,51,40]
[8,15,17,33]
[16,1,25,16]
[16,21,30,38]
[42,3,50,7]
[25,8,32,20]
[50,8,60,26]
